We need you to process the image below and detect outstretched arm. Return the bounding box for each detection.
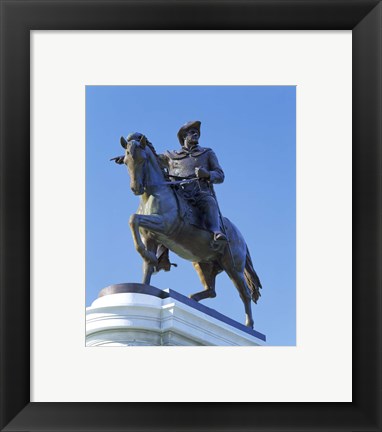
[110,155,125,165]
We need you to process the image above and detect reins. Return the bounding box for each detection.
[155,177,200,186]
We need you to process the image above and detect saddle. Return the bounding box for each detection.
[173,185,226,251]
[172,185,208,231]
[155,186,226,273]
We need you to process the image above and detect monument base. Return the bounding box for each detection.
[86,284,266,346]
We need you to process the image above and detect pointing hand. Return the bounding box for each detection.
[110,156,125,165]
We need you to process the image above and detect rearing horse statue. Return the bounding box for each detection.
[118,132,262,328]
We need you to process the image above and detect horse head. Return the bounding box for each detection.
[121,132,149,195]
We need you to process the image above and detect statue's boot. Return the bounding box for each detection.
[201,201,228,243]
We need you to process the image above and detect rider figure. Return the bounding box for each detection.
[160,120,227,242]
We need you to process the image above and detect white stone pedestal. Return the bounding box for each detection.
[86,284,266,346]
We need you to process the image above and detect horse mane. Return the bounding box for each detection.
[144,137,169,180]
[145,139,159,160]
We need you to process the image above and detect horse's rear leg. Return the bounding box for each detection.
[142,238,157,285]
[190,262,218,302]
[225,269,254,329]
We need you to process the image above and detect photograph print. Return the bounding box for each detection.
[85,85,296,347]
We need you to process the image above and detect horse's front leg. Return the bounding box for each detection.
[129,213,166,266]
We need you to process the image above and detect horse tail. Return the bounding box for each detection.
[244,245,262,304]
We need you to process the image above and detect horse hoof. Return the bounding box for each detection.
[246,320,254,329]
[190,289,216,302]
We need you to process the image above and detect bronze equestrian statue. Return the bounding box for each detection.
[113,121,262,328]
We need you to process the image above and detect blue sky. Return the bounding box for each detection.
[86,86,296,346]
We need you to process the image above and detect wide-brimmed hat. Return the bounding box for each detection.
[177,120,201,145]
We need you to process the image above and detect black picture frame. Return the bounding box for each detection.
[1,1,381,431]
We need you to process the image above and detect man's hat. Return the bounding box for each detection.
[177,120,201,145]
